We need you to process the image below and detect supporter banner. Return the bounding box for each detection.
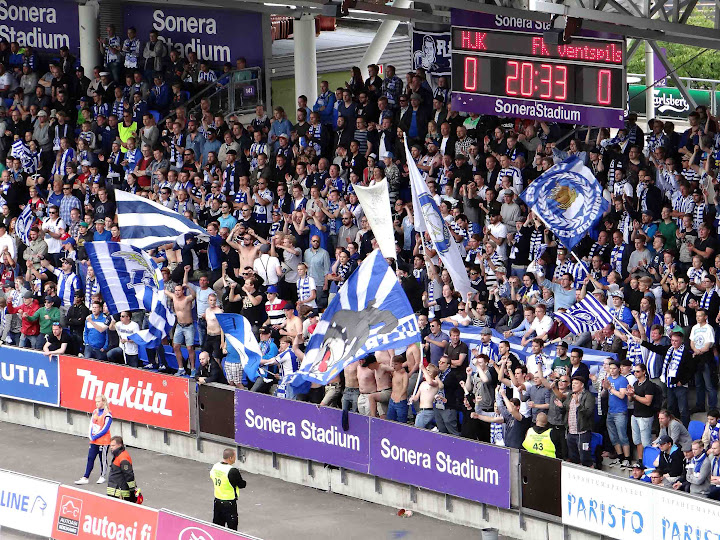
[234,390,371,473]
[628,84,718,120]
[157,509,260,540]
[561,464,655,540]
[369,418,511,508]
[125,5,263,67]
[0,469,59,537]
[412,29,451,76]
[52,485,158,540]
[445,324,614,372]
[59,355,191,433]
[0,348,60,406]
[0,0,79,53]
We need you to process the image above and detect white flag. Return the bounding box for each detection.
[405,138,473,298]
[353,179,396,260]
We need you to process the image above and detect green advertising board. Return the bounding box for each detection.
[629,85,719,119]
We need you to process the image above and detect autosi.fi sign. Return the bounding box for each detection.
[52,486,157,540]
[59,355,191,432]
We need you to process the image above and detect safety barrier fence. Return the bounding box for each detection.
[0,468,259,540]
[2,347,720,539]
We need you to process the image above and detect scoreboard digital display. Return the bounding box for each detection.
[450,11,627,128]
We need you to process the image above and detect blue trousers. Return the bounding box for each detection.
[386,399,408,423]
[83,443,108,479]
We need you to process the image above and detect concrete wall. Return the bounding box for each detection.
[0,397,600,540]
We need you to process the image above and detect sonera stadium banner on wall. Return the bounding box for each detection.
[125,4,263,68]
[0,0,79,53]
[59,355,192,433]
[234,389,512,508]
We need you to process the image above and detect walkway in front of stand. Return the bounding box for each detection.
[0,421,510,540]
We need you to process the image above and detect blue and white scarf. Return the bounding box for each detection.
[611,244,626,274]
[662,344,684,387]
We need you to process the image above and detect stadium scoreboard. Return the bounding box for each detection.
[450,10,627,128]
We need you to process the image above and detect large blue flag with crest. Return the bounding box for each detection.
[521,156,609,250]
[287,249,420,389]
[85,241,175,348]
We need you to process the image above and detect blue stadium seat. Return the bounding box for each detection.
[643,446,660,468]
[590,432,603,454]
[688,420,705,441]
[149,110,161,124]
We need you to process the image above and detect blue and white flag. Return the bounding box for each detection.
[16,204,34,245]
[216,313,263,380]
[554,294,614,335]
[115,190,208,251]
[443,323,615,378]
[85,241,175,348]
[406,138,473,298]
[287,249,420,389]
[521,156,609,250]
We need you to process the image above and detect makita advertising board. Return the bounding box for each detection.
[0,348,59,406]
[59,355,191,432]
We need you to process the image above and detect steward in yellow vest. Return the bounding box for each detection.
[210,448,247,530]
[522,412,559,458]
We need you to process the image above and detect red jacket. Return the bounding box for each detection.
[8,299,40,336]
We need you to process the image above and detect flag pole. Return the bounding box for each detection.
[409,344,425,414]
[529,210,634,339]
[568,249,634,338]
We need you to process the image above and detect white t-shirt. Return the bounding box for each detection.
[42,217,66,254]
[526,353,553,378]
[115,320,140,356]
[253,254,281,286]
[530,315,553,338]
[488,222,509,260]
[690,323,715,352]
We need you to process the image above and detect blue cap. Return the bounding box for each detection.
[267,285,278,294]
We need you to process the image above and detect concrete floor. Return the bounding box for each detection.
[0,422,500,540]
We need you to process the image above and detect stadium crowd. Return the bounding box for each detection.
[1,26,720,497]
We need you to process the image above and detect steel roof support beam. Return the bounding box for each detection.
[647,40,698,109]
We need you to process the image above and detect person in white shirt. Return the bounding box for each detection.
[525,338,553,378]
[0,223,15,260]
[690,308,717,412]
[41,206,66,263]
[295,263,317,309]
[253,244,281,286]
[107,312,140,368]
[485,213,509,261]
[521,304,553,346]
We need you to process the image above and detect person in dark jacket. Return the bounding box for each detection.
[107,436,140,502]
[560,376,595,466]
[640,331,697,426]
[399,93,430,144]
[196,351,227,385]
[654,434,685,482]
[66,294,90,355]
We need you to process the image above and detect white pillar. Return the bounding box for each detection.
[359,0,411,80]
[645,41,655,120]
[78,0,100,75]
[294,14,318,105]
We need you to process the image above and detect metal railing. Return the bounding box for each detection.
[162,67,263,124]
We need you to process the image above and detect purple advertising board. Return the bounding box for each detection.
[234,390,370,473]
[450,8,626,128]
[125,5,263,67]
[234,391,512,508]
[0,0,79,53]
[369,418,511,508]
[157,510,259,540]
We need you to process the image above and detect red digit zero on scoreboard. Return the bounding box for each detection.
[59,355,191,432]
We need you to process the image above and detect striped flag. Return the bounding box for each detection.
[406,138,473,299]
[216,313,263,380]
[554,293,613,334]
[85,241,175,348]
[571,259,590,289]
[287,249,420,390]
[16,205,34,245]
[115,190,208,251]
